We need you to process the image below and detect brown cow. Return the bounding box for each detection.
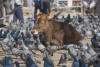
[33,13,82,46]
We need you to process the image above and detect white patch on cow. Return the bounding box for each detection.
[34,30,39,35]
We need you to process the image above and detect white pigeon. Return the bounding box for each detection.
[87,45,96,57]
[82,0,89,8]
[90,1,96,8]
[38,44,45,51]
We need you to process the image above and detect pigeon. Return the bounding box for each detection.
[93,60,100,67]
[71,57,80,67]
[43,53,54,67]
[15,61,20,67]
[0,24,6,28]
[58,52,67,67]
[25,54,38,67]
[87,44,97,58]
[91,34,99,48]
[79,59,88,67]
[2,56,13,67]
[33,31,46,52]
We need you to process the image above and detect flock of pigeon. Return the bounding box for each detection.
[0,14,100,67]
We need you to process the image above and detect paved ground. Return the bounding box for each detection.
[0,45,94,67]
[0,45,73,67]
[0,37,95,67]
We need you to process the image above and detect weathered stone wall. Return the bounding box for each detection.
[0,0,3,18]
[96,0,100,18]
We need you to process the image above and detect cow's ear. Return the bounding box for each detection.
[36,13,42,19]
[48,12,55,20]
[36,12,45,20]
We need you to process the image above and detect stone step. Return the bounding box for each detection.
[0,52,5,54]
[0,50,3,52]
[19,64,26,67]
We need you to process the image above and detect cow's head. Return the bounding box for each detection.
[32,13,49,33]
[37,13,48,24]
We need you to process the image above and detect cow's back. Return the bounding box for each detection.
[62,23,82,44]
[48,20,82,45]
